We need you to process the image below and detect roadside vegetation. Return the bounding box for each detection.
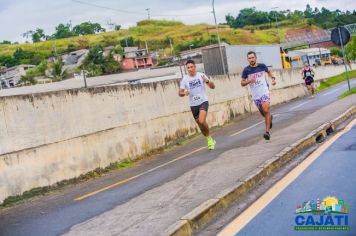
[339,87,356,99]
[317,70,356,92]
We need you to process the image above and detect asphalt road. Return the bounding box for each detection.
[218,120,356,236]
[0,80,355,236]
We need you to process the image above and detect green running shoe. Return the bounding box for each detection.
[207,136,216,150]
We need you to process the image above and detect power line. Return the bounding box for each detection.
[72,0,207,17]
[72,0,146,15]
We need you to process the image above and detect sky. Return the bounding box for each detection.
[0,0,355,42]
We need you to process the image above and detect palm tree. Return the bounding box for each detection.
[50,59,67,81]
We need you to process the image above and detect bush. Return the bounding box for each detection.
[83,45,120,76]
[67,43,78,52]
[76,36,90,49]
[330,47,342,57]
[102,35,119,47]
[102,57,120,74]
[136,20,183,27]
[111,45,124,55]
[157,59,169,66]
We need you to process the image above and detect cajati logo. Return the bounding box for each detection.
[294,196,350,231]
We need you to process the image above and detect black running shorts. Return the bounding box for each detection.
[190,101,209,120]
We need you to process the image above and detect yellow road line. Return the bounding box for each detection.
[218,118,356,236]
[74,146,206,201]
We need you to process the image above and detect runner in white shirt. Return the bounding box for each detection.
[241,51,277,140]
[179,60,216,150]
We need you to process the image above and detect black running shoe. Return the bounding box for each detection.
[264,132,270,140]
[270,115,273,129]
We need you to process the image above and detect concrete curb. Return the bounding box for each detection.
[164,105,356,236]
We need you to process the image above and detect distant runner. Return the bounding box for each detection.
[241,51,277,140]
[301,63,315,97]
[179,59,216,150]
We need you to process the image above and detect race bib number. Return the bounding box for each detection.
[250,78,262,88]
[193,94,202,102]
[306,72,311,76]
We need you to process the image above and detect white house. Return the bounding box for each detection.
[0,64,36,88]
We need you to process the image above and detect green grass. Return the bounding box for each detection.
[317,70,356,92]
[0,20,315,58]
[339,87,356,99]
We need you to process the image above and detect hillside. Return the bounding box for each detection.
[0,20,316,60]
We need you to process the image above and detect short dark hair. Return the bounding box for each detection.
[186,59,195,65]
[247,51,256,57]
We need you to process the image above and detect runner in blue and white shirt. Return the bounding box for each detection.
[241,51,277,140]
[179,59,216,150]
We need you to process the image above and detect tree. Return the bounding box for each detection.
[85,45,105,65]
[49,59,67,81]
[225,14,237,28]
[72,22,105,36]
[52,23,76,39]
[23,28,46,42]
[83,45,120,76]
[114,25,121,31]
[304,4,314,18]
[0,40,11,44]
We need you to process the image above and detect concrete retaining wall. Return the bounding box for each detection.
[0,64,352,203]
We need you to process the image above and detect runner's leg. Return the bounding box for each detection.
[196,110,209,137]
[261,102,271,133]
[257,106,265,117]
[307,84,312,95]
[196,108,216,150]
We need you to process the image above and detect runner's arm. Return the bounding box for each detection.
[267,68,277,85]
[241,68,254,86]
[178,79,188,97]
[201,74,215,89]
[178,88,188,97]
[206,80,215,89]
[310,68,315,76]
[241,78,251,86]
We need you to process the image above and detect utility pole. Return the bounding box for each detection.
[145,40,149,53]
[169,38,174,54]
[146,8,150,20]
[338,27,351,91]
[212,0,226,75]
[272,7,281,44]
[82,69,87,88]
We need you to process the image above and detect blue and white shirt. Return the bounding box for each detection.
[242,63,270,100]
